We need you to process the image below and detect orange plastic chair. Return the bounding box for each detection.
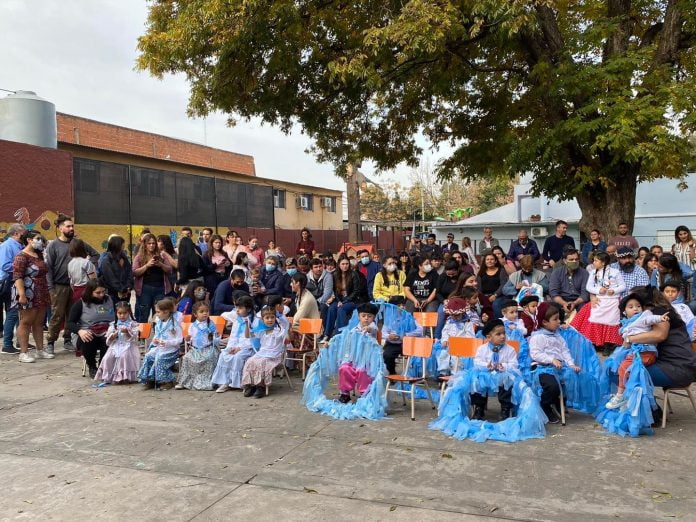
[286,317,323,380]
[413,312,438,338]
[138,322,152,341]
[507,340,520,353]
[182,315,192,323]
[385,336,436,420]
[209,316,226,336]
[438,338,485,394]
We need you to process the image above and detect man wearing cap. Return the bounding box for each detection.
[442,233,459,254]
[613,246,649,299]
[507,229,540,266]
[422,234,442,257]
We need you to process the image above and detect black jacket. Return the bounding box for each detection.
[100,252,133,294]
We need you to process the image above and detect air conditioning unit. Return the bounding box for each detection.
[320,197,332,208]
[530,226,548,238]
[296,195,309,209]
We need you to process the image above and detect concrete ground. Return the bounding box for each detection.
[1,342,695,522]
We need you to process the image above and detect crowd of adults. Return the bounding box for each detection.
[1,217,695,393]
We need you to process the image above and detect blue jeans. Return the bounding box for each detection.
[647,365,675,388]
[491,296,505,320]
[2,283,18,349]
[435,303,446,339]
[325,302,339,337]
[336,302,358,332]
[136,284,165,323]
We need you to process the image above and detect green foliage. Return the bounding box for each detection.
[138,0,696,224]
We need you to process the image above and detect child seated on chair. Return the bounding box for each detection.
[338,303,379,404]
[96,301,140,384]
[661,282,694,326]
[460,287,482,328]
[471,319,519,421]
[176,301,220,391]
[213,296,256,393]
[605,293,668,409]
[137,298,183,390]
[529,302,581,423]
[242,305,288,399]
[382,296,424,376]
[519,295,539,336]
[437,297,475,375]
[263,294,290,331]
[500,299,527,336]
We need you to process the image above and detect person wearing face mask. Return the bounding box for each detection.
[244,236,265,269]
[12,231,54,363]
[176,281,209,315]
[613,247,649,299]
[501,255,549,299]
[44,214,99,354]
[355,249,381,301]
[0,223,26,354]
[404,256,439,313]
[282,258,299,308]
[548,249,589,319]
[373,256,407,302]
[211,269,251,315]
[260,255,286,302]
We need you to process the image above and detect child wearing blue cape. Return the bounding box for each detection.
[604,293,667,409]
[338,302,379,403]
[437,297,475,375]
[471,319,519,421]
[212,295,256,393]
[382,296,424,375]
[529,302,581,424]
[176,301,220,391]
[500,299,528,336]
[241,305,288,399]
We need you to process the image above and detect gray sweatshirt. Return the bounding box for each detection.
[45,238,99,288]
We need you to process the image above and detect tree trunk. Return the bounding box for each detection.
[346,163,362,243]
[576,169,638,241]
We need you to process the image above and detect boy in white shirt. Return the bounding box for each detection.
[500,299,528,336]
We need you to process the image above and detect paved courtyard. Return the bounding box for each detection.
[1,343,695,521]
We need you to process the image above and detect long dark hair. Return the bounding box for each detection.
[449,272,477,298]
[82,279,107,303]
[334,255,354,296]
[477,253,501,277]
[178,236,201,269]
[379,255,402,290]
[157,234,175,257]
[674,225,693,244]
[397,251,411,274]
[642,253,658,273]
[658,253,683,279]
[107,236,126,258]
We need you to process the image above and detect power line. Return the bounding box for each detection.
[0,88,17,93]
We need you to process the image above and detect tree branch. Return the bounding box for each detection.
[602,0,632,60]
[654,0,683,66]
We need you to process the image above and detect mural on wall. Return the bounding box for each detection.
[1,209,58,239]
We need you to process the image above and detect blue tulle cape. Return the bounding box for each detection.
[594,345,656,437]
[346,302,418,338]
[301,330,387,420]
[429,367,547,443]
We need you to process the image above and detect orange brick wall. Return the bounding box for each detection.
[57,113,255,177]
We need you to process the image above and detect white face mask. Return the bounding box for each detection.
[31,239,44,251]
[422,264,432,273]
[386,264,397,273]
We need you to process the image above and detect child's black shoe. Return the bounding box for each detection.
[338,393,351,404]
[253,386,265,399]
[243,385,255,397]
[499,408,512,421]
[472,406,485,420]
[544,406,560,424]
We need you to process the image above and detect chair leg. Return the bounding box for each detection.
[423,380,436,409]
[283,364,294,391]
[265,386,269,396]
[81,357,86,377]
[385,382,391,403]
[410,384,416,421]
[686,387,696,414]
[662,391,669,429]
[559,387,566,426]
[400,381,407,406]
[301,353,307,381]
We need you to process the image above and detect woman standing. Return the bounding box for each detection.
[492,246,517,276]
[176,236,203,293]
[325,256,368,338]
[476,253,508,318]
[13,231,53,363]
[296,228,316,257]
[672,226,696,271]
[132,233,174,323]
[245,236,265,269]
[66,280,115,378]
[203,234,231,295]
[67,239,97,303]
[461,237,479,271]
[265,240,284,263]
[223,230,239,260]
[100,235,133,305]
[157,234,178,297]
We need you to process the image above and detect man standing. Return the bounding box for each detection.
[421,234,442,257]
[608,223,640,252]
[478,227,499,255]
[45,216,99,354]
[542,220,576,267]
[613,247,649,299]
[549,249,589,314]
[198,227,213,254]
[507,229,540,265]
[0,223,25,355]
[356,249,381,300]
[441,233,459,254]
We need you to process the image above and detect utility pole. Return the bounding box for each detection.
[346,163,362,243]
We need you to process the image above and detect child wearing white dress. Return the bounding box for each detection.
[176,302,220,391]
[212,295,257,393]
[137,297,183,390]
[95,301,140,384]
[585,252,627,326]
[437,297,476,374]
[242,306,289,398]
[500,299,527,336]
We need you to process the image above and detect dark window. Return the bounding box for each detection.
[175,173,215,226]
[130,167,176,225]
[73,158,129,224]
[216,180,247,228]
[320,196,336,212]
[246,184,274,228]
[273,189,286,209]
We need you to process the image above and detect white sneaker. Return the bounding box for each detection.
[174,384,185,390]
[605,393,626,410]
[216,384,230,393]
[35,350,55,359]
[18,352,36,363]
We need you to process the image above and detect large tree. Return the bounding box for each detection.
[138,0,696,238]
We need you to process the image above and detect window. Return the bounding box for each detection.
[297,193,313,211]
[73,158,129,224]
[130,167,176,225]
[273,189,286,209]
[320,196,336,213]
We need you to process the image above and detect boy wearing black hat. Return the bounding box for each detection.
[519,295,540,336]
[471,319,518,420]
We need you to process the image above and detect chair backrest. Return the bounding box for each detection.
[413,312,438,328]
[448,337,485,358]
[181,322,191,338]
[402,336,434,358]
[138,323,152,340]
[299,317,322,335]
[507,340,520,353]
[692,343,696,352]
[182,315,192,323]
[209,316,226,335]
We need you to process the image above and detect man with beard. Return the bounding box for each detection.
[613,246,649,299]
[45,215,99,354]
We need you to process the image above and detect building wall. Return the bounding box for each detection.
[273,190,343,231]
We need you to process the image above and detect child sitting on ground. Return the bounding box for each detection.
[137,298,183,390]
[519,295,540,336]
[605,293,668,409]
[529,302,581,423]
[338,302,379,403]
[500,299,528,336]
[242,305,288,399]
[382,296,424,375]
[213,296,256,393]
[176,301,220,391]
[96,301,140,384]
[661,281,695,325]
[437,297,475,375]
[471,319,519,421]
